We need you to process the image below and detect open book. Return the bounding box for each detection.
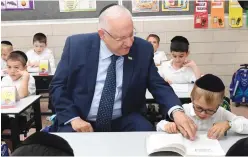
[146,133,225,157]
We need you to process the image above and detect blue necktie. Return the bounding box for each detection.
[95,55,119,132]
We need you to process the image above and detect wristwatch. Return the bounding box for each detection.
[228,121,232,129]
[171,108,184,120]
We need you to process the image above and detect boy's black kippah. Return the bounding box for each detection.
[226,137,248,156]
[11,50,28,63]
[1,40,12,46]
[195,74,225,92]
[17,132,74,156]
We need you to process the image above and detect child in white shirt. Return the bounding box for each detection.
[1,51,36,130]
[158,36,201,84]
[157,74,248,139]
[26,33,55,72]
[1,41,13,73]
[147,34,167,66]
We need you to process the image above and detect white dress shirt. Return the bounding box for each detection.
[1,75,36,120]
[157,103,248,134]
[26,48,56,70]
[153,51,167,65]
[158,60,196,84]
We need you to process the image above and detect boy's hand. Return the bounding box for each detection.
[164,122,178,133]
[17,70,29,79]
[208,121,230,139]
[29,61,39,67]
[165,78,172,84]
[183,60,197,68]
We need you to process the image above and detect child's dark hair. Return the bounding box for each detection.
[11,132,74,156]
[1,40,13,46]
[33,33,47,44]
[7,50,28,66]
[147,34,160,44]
[170,36,189,53]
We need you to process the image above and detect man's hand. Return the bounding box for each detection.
[173,111,197,140]
[208,121,230,139]
[71,118,94,132]
[164,122,178,134]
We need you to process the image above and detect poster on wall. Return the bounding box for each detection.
[59,0,96,12]
[210,0,225,28]
[162,0,189,11]
[132,0,159,12]
[1,0,34,10]
[229,0,243,28]
[194,0,208,28]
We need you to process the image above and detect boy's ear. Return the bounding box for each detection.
[186,51,190,57]
[24,65,28,70]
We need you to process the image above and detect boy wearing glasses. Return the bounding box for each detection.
[157,74,248,139]
[26,33,55,71]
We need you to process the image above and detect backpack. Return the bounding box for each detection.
[229,64,248,104]
[1,143,9,156]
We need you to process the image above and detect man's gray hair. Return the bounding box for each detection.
[98,5,132,30]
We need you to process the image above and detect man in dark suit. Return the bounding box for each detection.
[50,5,197,140]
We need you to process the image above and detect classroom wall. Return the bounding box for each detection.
[2,15,248,90]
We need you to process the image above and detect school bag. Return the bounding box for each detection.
[229,64,248,105]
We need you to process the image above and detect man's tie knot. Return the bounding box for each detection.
[111,55,119,62]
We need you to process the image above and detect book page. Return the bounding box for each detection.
[146,133,185,155]
[185,134,225,156]
[171,84,189,93]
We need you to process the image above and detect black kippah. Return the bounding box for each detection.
[18,132,74,156]
[99,3,118,16]
[195,74,225,92]
[226,137,248,156]
[11,50,28,63]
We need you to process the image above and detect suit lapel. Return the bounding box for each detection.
[122,46,135,101]
[87,34,100,95]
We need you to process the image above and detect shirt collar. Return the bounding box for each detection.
[154,51,159,55]
[100,40,114,60]
[168,59,187,72]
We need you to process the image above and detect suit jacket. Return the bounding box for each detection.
[50,33,181,126]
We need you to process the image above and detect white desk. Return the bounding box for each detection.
[1,95,42,150]
[54,132,248,156]
[146,84,194,100]
[1,95,41,114]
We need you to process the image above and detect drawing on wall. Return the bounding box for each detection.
[162,0,189,11]
[59,0,96,12]
[132,0,159,12]
[1,0,34,10]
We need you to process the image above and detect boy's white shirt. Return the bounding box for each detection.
[154,51,167,65]
[26,48,56,69]
[158,59,196,84]
[157,103,248,134]
[1,75,36,95]
[1,58,7,70]
[1,74,36,120]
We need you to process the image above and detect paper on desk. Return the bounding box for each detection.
[171,84,189,93]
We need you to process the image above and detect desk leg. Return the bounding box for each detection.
[33,99,42,131]
[10,116,20,150]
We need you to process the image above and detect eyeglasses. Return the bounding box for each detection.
[102,28,136,42]
[193,103,219,115]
